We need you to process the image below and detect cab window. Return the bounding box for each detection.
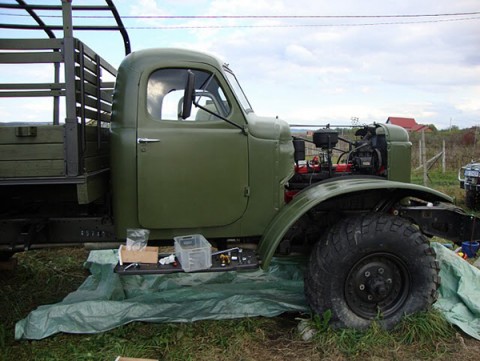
[147,68,231,121]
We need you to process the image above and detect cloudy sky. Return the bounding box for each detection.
[1,0,479,129]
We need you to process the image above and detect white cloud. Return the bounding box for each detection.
[1,0,478,129]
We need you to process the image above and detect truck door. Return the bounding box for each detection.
[136,68,249,229]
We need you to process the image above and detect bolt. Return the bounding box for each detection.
[124,262,139,271]
[367,295,373,301]
[365,271,371,277]
[378,268,384,275]
[386,278,392,284]
[359,284,365,291]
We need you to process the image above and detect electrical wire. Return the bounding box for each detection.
[1,11,480,19]
[1,10,479,29]
[121,17,480,30]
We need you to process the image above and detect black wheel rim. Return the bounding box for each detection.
[345,253,410,319]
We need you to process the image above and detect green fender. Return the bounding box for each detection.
[257,178,452,269]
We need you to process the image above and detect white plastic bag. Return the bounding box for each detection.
[126,228,150,251]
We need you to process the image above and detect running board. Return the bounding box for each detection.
[115,248,260,275]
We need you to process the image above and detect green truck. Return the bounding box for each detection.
[1,0,478,329]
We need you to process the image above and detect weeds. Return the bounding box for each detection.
[394,309,456,345]
[308,308,459,360]
[311,309,332,333]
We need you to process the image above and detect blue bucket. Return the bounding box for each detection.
[461,241,480,258]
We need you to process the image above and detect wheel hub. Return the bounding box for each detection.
[345,253,410,319]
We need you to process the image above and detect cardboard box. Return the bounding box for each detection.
[115,357,158,361]
[119,245,158,264]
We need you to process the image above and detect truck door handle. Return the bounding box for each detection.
[137,138,160,144]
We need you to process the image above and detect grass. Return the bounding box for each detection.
[1,171,480,360]
[2,248,478,361]
[302,305,459,359]
[3,320,269,361]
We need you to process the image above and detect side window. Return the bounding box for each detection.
[147,68,231,121]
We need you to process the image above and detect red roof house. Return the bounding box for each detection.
[386,117,431,132]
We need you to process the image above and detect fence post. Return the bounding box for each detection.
[422,129,428,186]
[442,139,446,174]
[419,139,422,167]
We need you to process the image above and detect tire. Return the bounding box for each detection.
[465,190,480,210]
[304,213,440,330]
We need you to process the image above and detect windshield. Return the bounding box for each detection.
[224,68,253,113]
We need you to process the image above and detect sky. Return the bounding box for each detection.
[1,0,479,129]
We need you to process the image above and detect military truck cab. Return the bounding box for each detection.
[111,49,293,241]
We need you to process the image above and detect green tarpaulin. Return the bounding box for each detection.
[432,243,480,340]
[15,250,308,340]
[15,243,480,340]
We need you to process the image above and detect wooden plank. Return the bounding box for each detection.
[0,83,65,90]
[76,171,109,204]
[78,40,117,76]
[102,82,115,89]
[0,90,64,97]
[84,141,109,157]
[0,38,63,50]
[75,66,99,86]
[98,57,118,77]
[0,52,63,64]
[0,126,64,144]
[78,107,111,123]
[76,81,113,103]
[0,160,64,177]
[76,52,97,74]
[102,89,114,100]
[83,95,112,113]
[81,82,97,97]
[0,258,17,271]
[84,155,109,172]
[0,144,64,161]
[85,126,109,140]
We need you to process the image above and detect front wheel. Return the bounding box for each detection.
[304,213,440,329]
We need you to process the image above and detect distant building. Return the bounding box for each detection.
[386,117,431,132]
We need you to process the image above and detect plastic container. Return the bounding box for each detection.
[461,241,479,258]
[174,234,212,272]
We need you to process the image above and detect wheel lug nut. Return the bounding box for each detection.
[359,284,365,291]
[386,278,392,284]
[367,295,373,301]
[365,271,371,277]
[378,268,384,275]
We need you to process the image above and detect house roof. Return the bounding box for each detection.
[412,124,430,132]
[386,117,431,132]
[386,117,418,129]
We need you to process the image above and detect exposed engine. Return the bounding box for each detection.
[287,125,388,194]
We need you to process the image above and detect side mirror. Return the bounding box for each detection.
[181,70,195,119]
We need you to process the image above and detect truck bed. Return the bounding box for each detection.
[0,125,109,178]
[0,37,116,204]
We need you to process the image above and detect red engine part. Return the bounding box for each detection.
[295,164,308,174]
[284,190,299,203]
[334,163,352,173]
